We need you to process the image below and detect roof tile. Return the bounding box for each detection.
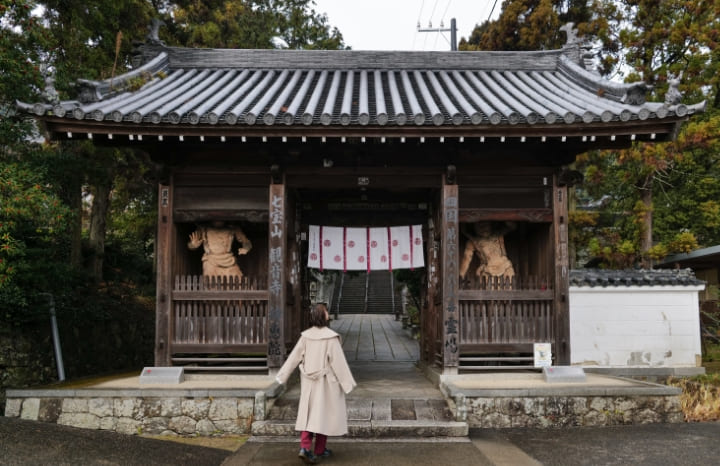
[18,46,705,131]
[570,268,705,288]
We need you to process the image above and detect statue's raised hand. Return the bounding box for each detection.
[188,231,202,248]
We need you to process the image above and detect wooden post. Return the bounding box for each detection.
[287,194,302,342]
[441,177,460,372]
[423,219,439,365]
[155,182,173,366]
[268,183,287,368]
[553,178,571,364]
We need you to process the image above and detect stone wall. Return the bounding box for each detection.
[0,304,154,414]
[4,390,266,436]
[460,395,683,428]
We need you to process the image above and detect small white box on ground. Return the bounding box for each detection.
[543,366,586,383]
[139,367,184,384]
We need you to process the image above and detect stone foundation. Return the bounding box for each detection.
[460,395,682,428]
[440,375,684,429]
[6,374,684,434]
[4,388,270,436]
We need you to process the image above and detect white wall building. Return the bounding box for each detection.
[569,269,705,376]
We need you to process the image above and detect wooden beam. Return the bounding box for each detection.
[460,343,538,353]
[41,117,682,141]
[171,344,267,354]
[173,209,268,223]
[155,183,174,366]
[172,290,269,300]
[459,208,553,223]
[458,290,554,301]
[441,178,460,371]
[285,173,439,189]
[268,183,287,367]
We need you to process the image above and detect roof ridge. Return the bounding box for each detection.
[76,52,170,103]
[570,268,705,288]
[146,45,566,71]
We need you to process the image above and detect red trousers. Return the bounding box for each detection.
[300,430,327,455]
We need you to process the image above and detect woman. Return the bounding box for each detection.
[276,303,356,464]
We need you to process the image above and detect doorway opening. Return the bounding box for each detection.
[297,187,433,370]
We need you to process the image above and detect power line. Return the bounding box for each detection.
[488,0,499,22]
[414,0,426,50]
[441,0,452,22]
[428,0,440,21]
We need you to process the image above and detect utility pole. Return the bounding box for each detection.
[417,18,457,51]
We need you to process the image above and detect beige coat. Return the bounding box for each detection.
[276,326,356,436]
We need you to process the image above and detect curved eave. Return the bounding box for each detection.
[38,115,686,148]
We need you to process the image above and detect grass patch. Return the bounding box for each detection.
[37,369,143,389]
[141,434,248,452]
[703,343,720,375]
[704,360,720,375]
[664,343,720,422]
[668,376,720,422]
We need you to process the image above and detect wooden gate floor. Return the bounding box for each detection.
[332,313,419,362]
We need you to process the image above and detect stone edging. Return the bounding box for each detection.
[4,385,283,437]
[441,377,681,398]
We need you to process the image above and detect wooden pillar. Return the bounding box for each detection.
[268,183,287,368]
[441,177,460,373]
[287,193,302,342]
[553,178,571,364]
[155,182,173,366]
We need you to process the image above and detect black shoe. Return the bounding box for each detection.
[298,448,317,464]
[317,448,332,458]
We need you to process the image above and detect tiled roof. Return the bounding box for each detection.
[570,268,705,288]
[657,244,720,269]
[18,46,704,134]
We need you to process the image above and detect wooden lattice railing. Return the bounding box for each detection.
[458,275,554,369]
[170,275,269,370]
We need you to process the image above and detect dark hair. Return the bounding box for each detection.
[308,303,329,328]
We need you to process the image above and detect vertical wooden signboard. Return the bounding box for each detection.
[268,183,287,368]
[155,183,173,366]
[553,178,571,364]
[441,179,460,371]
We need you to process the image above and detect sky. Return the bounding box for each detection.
[312,0,502,51]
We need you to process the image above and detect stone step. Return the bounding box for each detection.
[254,397,468,438]
[332,270,403,315]
[251,419,469,438]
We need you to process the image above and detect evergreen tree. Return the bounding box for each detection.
[467,0,719,268]
[1,0,348,319]
[167,0,346,49]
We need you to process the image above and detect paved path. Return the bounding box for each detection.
[4,416,720,465]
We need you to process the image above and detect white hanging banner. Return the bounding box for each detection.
[345,227,368,271]
[368,227,390,271]
[390,225,424,271]
[308,225,424,271]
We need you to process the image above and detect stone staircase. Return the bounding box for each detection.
[252,396,468,438]
[332,271,402,315]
